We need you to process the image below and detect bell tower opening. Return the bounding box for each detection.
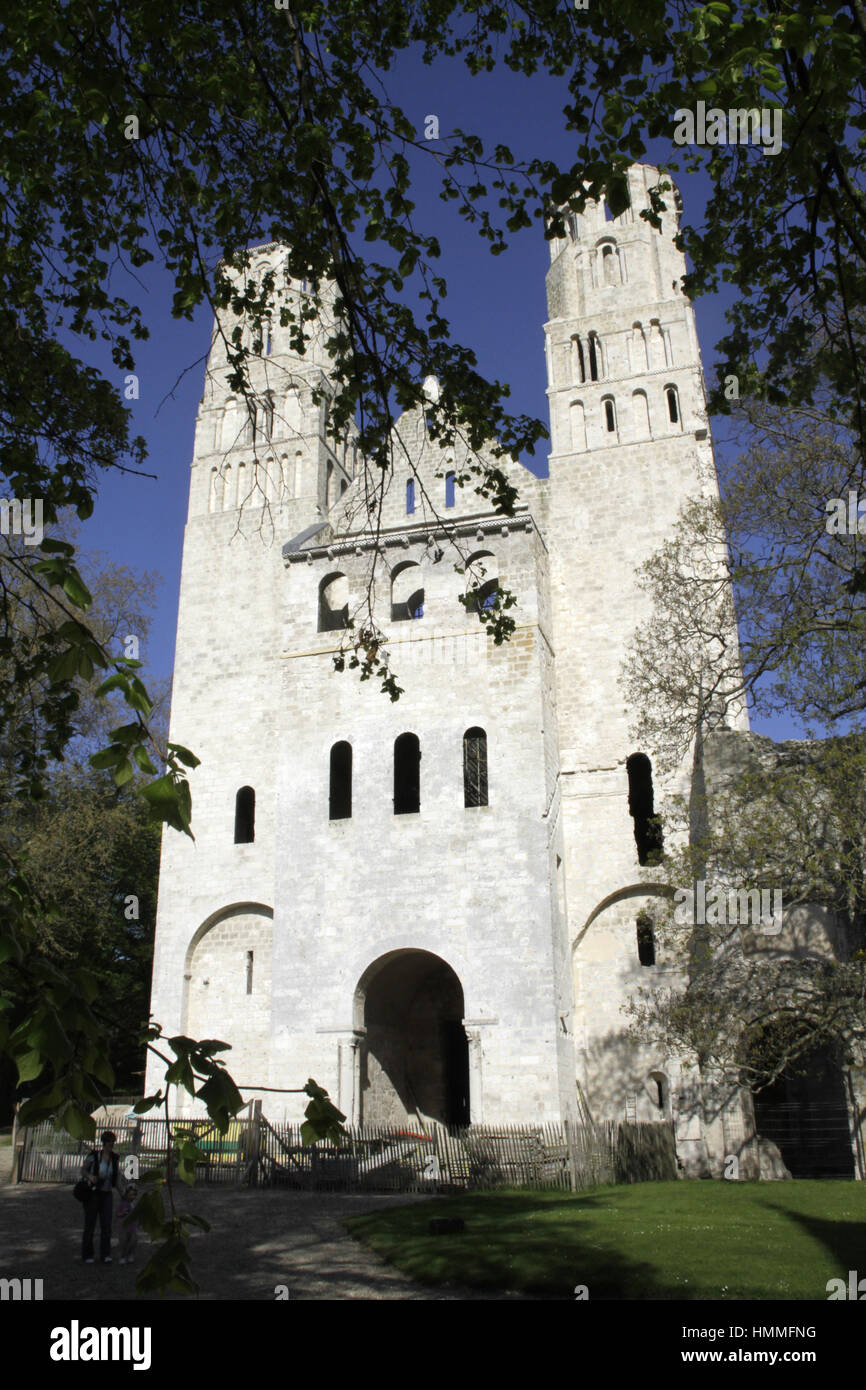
[356,950,470,1129]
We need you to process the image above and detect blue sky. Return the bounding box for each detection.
[76,51,796,741]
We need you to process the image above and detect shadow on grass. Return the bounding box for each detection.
[764,1208,866,1298]
[345,1190,692,1299]
[344,1182,866,1300]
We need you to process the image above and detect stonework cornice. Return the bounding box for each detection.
[282,509,537,565]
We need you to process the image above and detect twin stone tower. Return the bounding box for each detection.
[146,163,745,1170]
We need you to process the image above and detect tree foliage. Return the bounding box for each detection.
[624,733,866,1088]
[3,0,866,1286]
[623,402,866,769]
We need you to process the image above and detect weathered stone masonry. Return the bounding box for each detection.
[145,167,863,1176]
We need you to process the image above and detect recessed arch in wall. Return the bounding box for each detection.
[352,947,470,1127]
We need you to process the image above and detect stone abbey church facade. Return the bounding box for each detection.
[146,163,863,1179]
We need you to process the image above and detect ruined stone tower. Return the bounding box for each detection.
[146,166,759,1157]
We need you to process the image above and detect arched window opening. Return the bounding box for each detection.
[391,561,424,621]
[463,727,488,808]
[234,786,255,844]
[264,319,272,356]
[650,1072,667,1111]
[329,741,353,820]
[284,387,302,434]
[406,478,415,514]
[602,243,617,286]
[649,320,666,369]
[244,399,256,445]
[636,911,656,966]
[474,578,498,612]
[394,733,420,814]
[318,572,349,632]
[246,950,254,994]
[603,398,616,434]
[445,471,456,508]
[666,386,680,424]
[223,463,233,509]
[209,468,221,513]
[570,400,586,453]
[632,390,650,440]
[588,332,603,381]
[575,336,586,384]
[326,460,334,509]
[631,322,649,372]
[262,393,274,439]
[220,398,238,451]
[340,478,348,497]
[626,753,664,865]
[465,551,498,613]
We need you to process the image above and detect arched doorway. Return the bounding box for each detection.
[747,1031,854,1178]
[357,950,470,1129]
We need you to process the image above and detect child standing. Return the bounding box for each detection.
[117,1183,139,1265]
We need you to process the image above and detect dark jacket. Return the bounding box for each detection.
[82,1150,125,1193]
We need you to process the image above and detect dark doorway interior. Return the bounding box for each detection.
[752,1044,854,1178]
[361,951,469,1129]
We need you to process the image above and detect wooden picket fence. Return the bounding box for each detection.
[14,1108,677,1193]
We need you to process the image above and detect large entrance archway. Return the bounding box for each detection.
[748,1035,854,1178]
[356,950,470,1129]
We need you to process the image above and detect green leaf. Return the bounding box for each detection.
[61,572,93,609]
[15,1049,44,1084]
[57,1102,97,1141]
[167,743,201,770]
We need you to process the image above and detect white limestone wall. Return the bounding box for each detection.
[269,487,574,1124]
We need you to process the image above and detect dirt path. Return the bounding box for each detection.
[0,1179,517,1300]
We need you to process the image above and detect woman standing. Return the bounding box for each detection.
[81,1130,126,1264]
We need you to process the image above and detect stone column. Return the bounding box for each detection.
[465,1027,483,1124]
[335,1031,363,1125]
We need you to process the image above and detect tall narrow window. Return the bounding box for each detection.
[575,337,586,383]
[626,754,663,865]
[603,398,616,434]
[666,386,680,424]
[246,950,254,994]
[220,398,238,451]
[463,727,488,808]
[570,401,586,452]
[234,786,255,844]
[394,733,420,814]
[632,390,650,441]
[406,478,415,514]
[329,741,353,820]
[445,471,456,508]
[588,332,602,381]
[602,243,617,285]
[636,912,656,967]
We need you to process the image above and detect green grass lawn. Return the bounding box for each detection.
[344,1181,865,1299]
